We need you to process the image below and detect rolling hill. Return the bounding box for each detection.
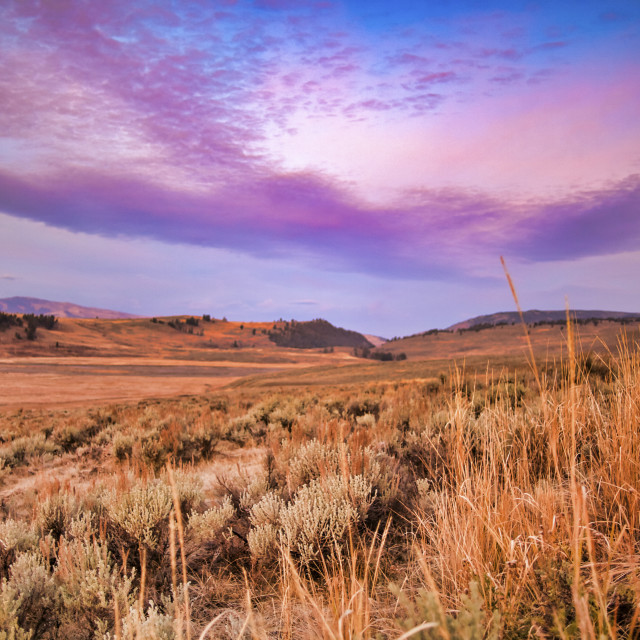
[267,318,373,349]
[1,301,639,404]
[0,296,139,319]
[0,311,373,358]
[448,309,640,330]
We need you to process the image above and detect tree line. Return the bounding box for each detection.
[0,312,58,340]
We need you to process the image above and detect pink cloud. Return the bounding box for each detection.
[1,0,639,289]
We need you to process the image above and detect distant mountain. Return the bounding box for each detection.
[0,297,139,319]
[268,318,373,349]
[363,334,388,348]
[448,309,640,331]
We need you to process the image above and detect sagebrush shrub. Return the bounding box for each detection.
[101,601,175,640]
[279,473,375,565]
[355,413,376,429]
[268,405,297,430]
[248,491,283,528]
[0,521,38,556]
[137,434,168,473]
[35,493,78,539]
[239,472,271,511]
[106,473,202,550]
[106,481,173,550]
[0,551,59,639]
[55,535,134,637]
[112,432,134,461]
[394,581,500,640]
[0,434,59,469]
[188,496,235,542]
[247,492,285,560]
[247,523,279,561]
[286,439,346,488]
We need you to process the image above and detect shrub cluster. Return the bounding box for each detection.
[0,349,639,638]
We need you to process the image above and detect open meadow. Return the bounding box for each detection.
[0,316,358,407]
[0,316,639,639]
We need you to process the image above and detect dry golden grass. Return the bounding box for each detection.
[2,311,636,406]
[380,319,640,361]
[1,315,639,639]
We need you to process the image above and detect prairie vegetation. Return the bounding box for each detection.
[0,324,639,638]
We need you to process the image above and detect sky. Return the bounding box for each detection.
[1,0,639,337]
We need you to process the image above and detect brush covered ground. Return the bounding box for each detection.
[0,316,363,407]
[0,314,639,639]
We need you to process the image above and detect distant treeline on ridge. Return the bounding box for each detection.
[0,311,58,340]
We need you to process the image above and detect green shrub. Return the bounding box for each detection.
[112,433,134,461]
[138,436,168,473]
[35,494,78,539]
[0,521,39,578]
[346,397,381,419]
[106,481,173,550]
[101,601,175,640]
[53,425,90,453]
[247,492,284,561]
[188,496,235,542]
[106,474,202,551]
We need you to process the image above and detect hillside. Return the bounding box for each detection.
[373,317,640,362]
[2,306,639,405]
[0,313,371,359]
[267,318,373,349]
[448,309,640,330]
[0,315,360,406]
[0,296,138,319]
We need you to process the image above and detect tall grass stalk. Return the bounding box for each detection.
[166,462,190,640]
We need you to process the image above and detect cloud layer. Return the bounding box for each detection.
[1,164,639,280]
[1,0,639,329]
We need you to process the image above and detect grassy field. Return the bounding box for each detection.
[1,315,637,406]
[0,317,639,638]
[379,319,640,361]
[0,316,359,407]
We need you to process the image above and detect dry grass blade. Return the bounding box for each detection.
[196,612,227,640]
[395,622,439,640]
[166,462,191,640]
[500,256,543,394]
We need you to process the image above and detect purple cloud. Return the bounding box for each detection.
[489,69,525,85]
[600,11,625,23]
[1,0,639,292]
[1,163,639,282]
[532,40,568,52]
[479,47,523,61]
[414,71,457,85]
[514,176,640,261]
